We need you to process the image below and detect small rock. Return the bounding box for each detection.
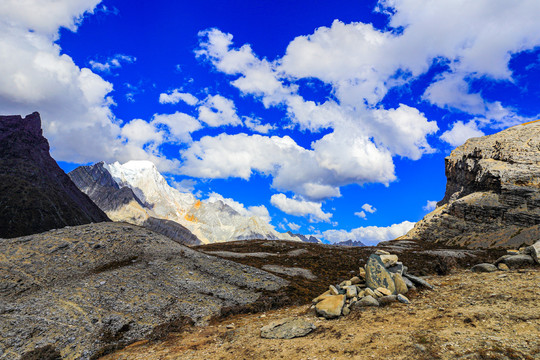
[506,249,519,255]
[402,276,415,289]
[260,318,316,339]
[312,291,333,304]
[497,263,509,271]
[378,295,398,306]
[471,263,497,273]
[358,267,366,279]
[393,273,408,295]
[376,287,392,296]
[340,280,352,287]
[364,288,376,298]
[379,254,398,267]
[373,289,384,298]
[524,241,540,264]
[397,294,410,304]
[345,286,358,298]
[226,324,235,329]
[357,290,365,298]
[315,295,346,319]
[329,285,339,295]
[342,306,350,316]
[387,262,405,275]
[403,274,434,289]
[375,250,390,255]
[350,276,362,285]
[355,295,379,307]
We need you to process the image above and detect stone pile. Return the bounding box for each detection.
[471,240,540,273]
[312,250,433,319]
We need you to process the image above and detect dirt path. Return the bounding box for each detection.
[103,268,540,360]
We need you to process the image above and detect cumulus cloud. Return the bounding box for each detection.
[151,112,202,144]
[198,94,242,127]
[322,221,415,246]
[361,203,376,213]
[423,200,438,211]
[243,116,275,134]
[270,193,332,223]
[89,54,136,73]
[159,89,199,106]
[354,211,367,219]
[206,192,272,223]
[440,120,485,147]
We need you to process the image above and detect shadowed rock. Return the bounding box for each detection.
[0,113,109,238]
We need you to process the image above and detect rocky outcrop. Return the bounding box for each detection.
[406,121,540,248]
[0,222,288,359]
[0,113,109,238]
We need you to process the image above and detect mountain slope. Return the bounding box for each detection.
[406,121,540,248]
[0,113,109,238]
[70,161,299,244]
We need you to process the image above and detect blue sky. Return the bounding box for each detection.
[1,0,540,244]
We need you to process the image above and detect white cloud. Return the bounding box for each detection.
[361,203,376,214]
[120,119,164,148]
[159,89,199,106]
[355,211,367,219]
[206,192,272,223]
[322,221,416,246]
[171,178,197,193]
[89,54,136,73]
[151,112,202,144]
[287,222,301,231]
[243,116,275,134]
[440,120,485,147]
[198,94,242,127]
[423,200,438,211]
[270,193,332,223]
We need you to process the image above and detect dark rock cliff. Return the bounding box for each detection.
[0,113,109,238]
[406,121,540,248]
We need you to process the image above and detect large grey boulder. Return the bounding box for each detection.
[365,254,396,294]
[260,318,316,339]
[498,254,535,268]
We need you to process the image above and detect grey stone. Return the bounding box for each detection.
[471,263,498,273]
[499,254,535,268]
[403,274,434,289]
[387,262,405,275]
[402,276,415,289]
[378,295,398,306]
[355,295,379,307]
[260,317,316,339]
[397,294,410,304]
[525,241,540,264]
[365,254,396,294]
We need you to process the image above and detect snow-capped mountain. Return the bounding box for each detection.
[70,160,300,244]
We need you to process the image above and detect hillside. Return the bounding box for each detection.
[406,121,540,248]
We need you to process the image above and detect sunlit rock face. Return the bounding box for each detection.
[406,121,540,248]
[70,160,299,244]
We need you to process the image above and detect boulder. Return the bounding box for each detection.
[260,318,316,339]
[393,273,408,295]
[365,254,396,294]
[355,295,379,307]
[471,263,498,273]
[499,254,535,268]
[524,241,540,264]
[315,295,346,319]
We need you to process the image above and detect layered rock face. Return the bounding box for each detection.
[0,113,109,238]
[70,161,300,244]
[407,121,540,248]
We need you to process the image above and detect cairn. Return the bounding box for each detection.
[312,250,433,319]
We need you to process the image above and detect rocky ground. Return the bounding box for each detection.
[102,267,540,360]
[0,223,288,360]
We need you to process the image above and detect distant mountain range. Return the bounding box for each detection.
[69,161,310,244]
[335,239,366,247]
[0,113,109,238]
